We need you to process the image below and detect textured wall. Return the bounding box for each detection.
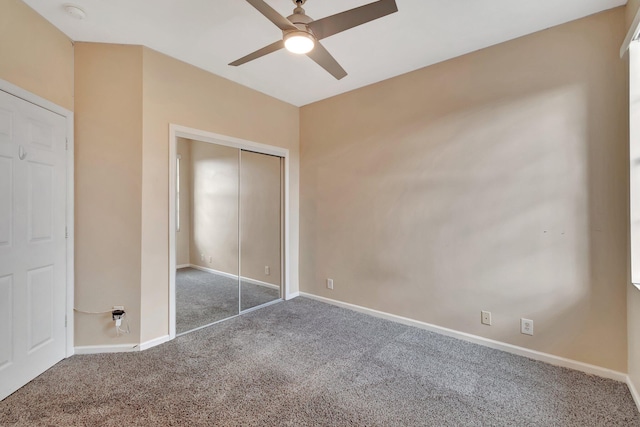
[188,140,239,275]
[300,8,628,371]
[240,150,282,286]
[74,43,143,346]
[628,0,640,34]
[184,144,282,286]
[628,41,640,403]
[0,0,73,111]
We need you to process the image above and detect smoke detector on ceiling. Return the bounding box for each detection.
[63,4,86,20]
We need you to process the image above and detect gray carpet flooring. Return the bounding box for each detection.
[1,297,639,426]
[176,267,279,334]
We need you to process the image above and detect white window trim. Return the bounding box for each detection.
[176,154,181,232]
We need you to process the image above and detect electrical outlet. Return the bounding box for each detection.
[200,254,204,261]
[521,318,534,336]
[326,278,333,290]
[265,266,270,276]
[481,311,492,326]
[111,307,125,321]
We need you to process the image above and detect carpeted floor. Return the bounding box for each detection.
[176,267,280,334]
[240,280,280,312]
[1,297,639,426]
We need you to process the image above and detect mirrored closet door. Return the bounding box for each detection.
[175,139,240,335]
[174,140,284,335]
[240,150,282,311]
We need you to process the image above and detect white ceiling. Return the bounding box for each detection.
[23,0,626,106]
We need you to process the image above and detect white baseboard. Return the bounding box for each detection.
[189,264,235,278]
[176,264,190,269]
[241,276,280,290]
[300,292,628,383]
[74,343,139,354]
[139,334,170,351]
[627,376,640,413]
[74,335,170,355]
[187,264,280,290]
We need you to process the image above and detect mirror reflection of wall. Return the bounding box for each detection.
[240,150,282,311]
[174,139,284,335]
[175,138,240,334]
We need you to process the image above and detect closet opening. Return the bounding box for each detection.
[168,125,290,338]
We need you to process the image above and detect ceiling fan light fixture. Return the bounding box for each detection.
[284,31,315,54]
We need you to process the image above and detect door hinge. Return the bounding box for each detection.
[65,226,68,239]
[65,138,68,151]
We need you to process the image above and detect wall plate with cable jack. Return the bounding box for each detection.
[112,306,125,322]
[112,306,129,335]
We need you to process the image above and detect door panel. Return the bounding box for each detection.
[27,265,54,352]
[0,157,12,246]
[0,275,12,368]
[0,89,67,401]
[240,150,282,312]
[27,120,54,151]
[174,139,240,335]
[27,162,54,242]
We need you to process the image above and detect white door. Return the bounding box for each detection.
[0,89,67,400]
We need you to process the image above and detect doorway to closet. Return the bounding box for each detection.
[169,126,289,338]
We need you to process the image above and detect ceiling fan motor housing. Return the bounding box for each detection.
[285,6,315,39]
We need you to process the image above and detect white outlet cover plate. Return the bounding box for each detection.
[481,311,492,326]
[521,318,534,335]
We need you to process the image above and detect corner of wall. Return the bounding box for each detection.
[74,42,144,347]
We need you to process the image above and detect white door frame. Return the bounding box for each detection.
[0,79,74,358]
[168,124,290,340]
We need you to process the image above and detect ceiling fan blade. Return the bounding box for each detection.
[245,0,298,32]
[229,40,285,66]
[308,0,398,40]
[306,41,347,80]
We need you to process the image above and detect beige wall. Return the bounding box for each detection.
[140,47,299,343]
[629,41,640,399]
[628,0,640,34]
[176,138,191,266]
[300,8,628,371]
[74,43,143,345]
[240,151,282,286]
[70,43,298,346]
[184,141,281,285]
[189,140,239,274]
[0,0,73,111]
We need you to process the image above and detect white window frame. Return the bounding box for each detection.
[176,154,181,233]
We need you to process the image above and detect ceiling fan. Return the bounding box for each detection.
[229,0,399,80]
